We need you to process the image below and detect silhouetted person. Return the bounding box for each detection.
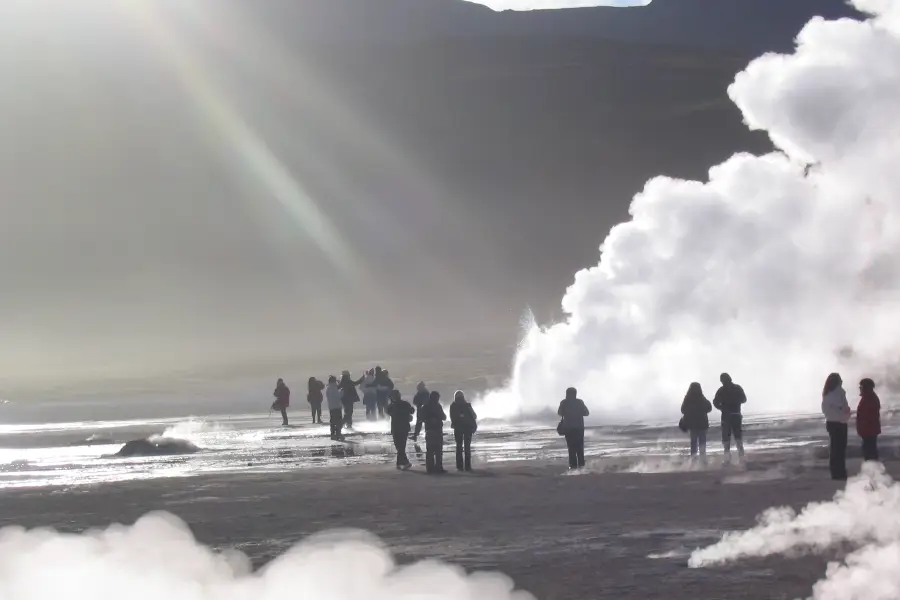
[412,381,430,440]
[450,390,477,472]
[362,369,378,420]
[421,391,447,474]
[307,377,325,424]
[856,378,881,462]
[681,382,712,460]
[822,372,851,480]
[272,378,290,426]
[558,387,589,469]
[339,371,364,429]
[376,368,395,419]
[326,375,344,441]
[713,373,747,462]
[386,390,415,469]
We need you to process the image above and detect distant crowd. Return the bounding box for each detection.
[269,368,885,478]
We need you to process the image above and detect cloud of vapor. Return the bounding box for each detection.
[460,0,650,11]
[689,462,900,599]
[480,0,900,421]
[0,512,533,600]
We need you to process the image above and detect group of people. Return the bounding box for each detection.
[679,372,747,463]
[821,373,882,480]
[272,373,480,474]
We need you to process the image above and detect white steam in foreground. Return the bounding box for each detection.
[0,512,532,600]
[690,462,900,600]
[481,0,900,421]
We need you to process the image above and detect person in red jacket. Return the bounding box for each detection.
[856,378,881,462]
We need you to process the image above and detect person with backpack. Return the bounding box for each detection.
[680,382,712,460]
[307,377,325,424]
[411,381,430,440]
[822,372,851,480]
[272,378,291,426]
[420,391,447,474]
[856,378,882,462]
[558,387,589,470]
[386,390,415,469]
[713,373,747,462]
[450,390,478,472]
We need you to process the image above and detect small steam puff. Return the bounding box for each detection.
[0,512,533,600]
[689,462,900,600]
[481,0,900,420]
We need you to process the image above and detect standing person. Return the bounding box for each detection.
[450,390,478,472]
[822,372,851,480]
[307,377,325,424]
[558,387,589,470]
[412,381,430,440]
[386,390,415,469]
[272,378,290,426]
[362,369,378,421]
[856,378,881,462]
[375,368,395,420]
[325,375,345,441]
[713,373,747,463]
[339,371,364,429]
[680,382,712,460]
[421,391,447,474]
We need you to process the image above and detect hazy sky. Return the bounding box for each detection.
[462,0,650,10]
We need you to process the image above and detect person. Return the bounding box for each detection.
[272,378,290,426]
[713,373,747,462]
[856,378,881,462]
[339,371,364,429]
[450,390,478,472]
[680,382,712,460]
[362,369,378,421]
[420,391,447,474]
[325,375,345,441]
[412,382,430,440]
[307,377,325,424]
[822,372,851,480]
[375,368,395,419]
[558,387,589,470]
[386,390,415,469]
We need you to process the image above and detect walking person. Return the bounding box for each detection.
[450,390,478,472]
[856,378,881,462]
[362,369,378,421]
[339,371,364,429]
[411,381,430,441]
[307,377,325,424]
[375,368,394,420]
[822,372,851,480]
[680,382,712,461]
[272,378,291,426]
[325,375,345,441]
[421,391,447,474]
[386,390,415,469]
[558,387,589,470]
[713,373,747,463]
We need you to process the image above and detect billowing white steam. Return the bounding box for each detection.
[0,512,532,600]
[481,0,900,421]
[460,0,650,11]
[689,462,900,600]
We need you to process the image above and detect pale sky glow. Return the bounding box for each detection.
[460,0,650,10]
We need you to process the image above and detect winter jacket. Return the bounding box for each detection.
[362,374,377,407]
[856,390,881,437]
[307,380,324,406]
[413,389,430,410]
[273,384,290,409]
[420,400,446,433]
[681,393,712,431]
[822,387,851,424]
[450,399,478,433]
[557,398,589,431]
[713,383,747,415]
[387,399,415,434]
[339,374,363,404]
[326,383,344,411]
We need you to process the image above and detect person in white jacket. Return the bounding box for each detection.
[325,376,345,441]
[821,372,851,480]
